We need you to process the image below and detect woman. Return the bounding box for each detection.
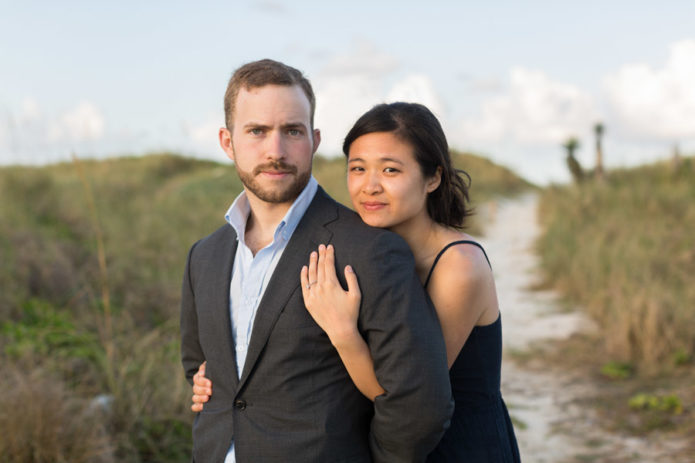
[192,102,521,462]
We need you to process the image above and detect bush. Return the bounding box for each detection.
[0,366,114,463]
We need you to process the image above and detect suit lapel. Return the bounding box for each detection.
[209,228,240,390]
[237,188,337,388]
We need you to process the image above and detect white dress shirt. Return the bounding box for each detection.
[223,176,318,463]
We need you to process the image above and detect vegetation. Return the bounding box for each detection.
[593,122,605,181]
[451,150,534,201]
[0,151,528,462]
[537,158,695,373]
[562,136,584,183]
[536,157,694,444]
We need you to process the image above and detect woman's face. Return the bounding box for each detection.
[347,131,440,230]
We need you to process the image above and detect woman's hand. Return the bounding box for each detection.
[301,245,384,400]
[300,244,362,348]
[191,361,212,412]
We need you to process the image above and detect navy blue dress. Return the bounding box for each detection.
[425,241,521,463]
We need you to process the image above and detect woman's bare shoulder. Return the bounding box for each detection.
[427,234,498,334]
[431,234,491,284]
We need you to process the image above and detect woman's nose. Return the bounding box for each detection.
[363,172,383,194]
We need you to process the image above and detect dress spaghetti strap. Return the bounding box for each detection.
[424,240,491,289]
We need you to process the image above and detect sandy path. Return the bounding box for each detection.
[476,193,689,463]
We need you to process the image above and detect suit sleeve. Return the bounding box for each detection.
[356,233,453,462]
[180,241,204,385]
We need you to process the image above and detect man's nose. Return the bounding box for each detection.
[264,131,286,160]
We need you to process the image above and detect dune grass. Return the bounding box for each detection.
[536,158,695,373]
[535,158,695,445]
[0,151,528,462]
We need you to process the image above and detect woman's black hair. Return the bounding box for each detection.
[343,102,472,228]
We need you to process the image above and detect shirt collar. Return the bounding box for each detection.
[225,176,318,245]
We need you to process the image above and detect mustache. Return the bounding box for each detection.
[253,161,297,176]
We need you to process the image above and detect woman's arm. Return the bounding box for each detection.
[190,244,387,410]
[300,244,385,401]
[189,242,497,408]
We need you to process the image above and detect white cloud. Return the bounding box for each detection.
[314,41,400,156]
[315,73,449,157]
[447,68,601,185]
[181,116,225,158]
[459,67,598,146]
[48,101,105,142]
[314,74,382,156]
[386,74,446,120]
[183,118,219,144]
[0,119,7,149]
[314,42,450,157]
[0,99,107,165]
[469,77,504,93]
[604,39,695,139]
[19,98,42,123]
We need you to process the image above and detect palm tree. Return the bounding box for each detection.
[594,122,605,181]
[563,137,583,183]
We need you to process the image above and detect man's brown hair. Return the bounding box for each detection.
[224,59,316,130]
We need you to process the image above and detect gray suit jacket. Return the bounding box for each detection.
[180,187,452,463]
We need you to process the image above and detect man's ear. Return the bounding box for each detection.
[426,166,443,193]
[219,127,235,161]
[311,128,321,155]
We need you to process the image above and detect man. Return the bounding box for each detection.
[180,59,452,463]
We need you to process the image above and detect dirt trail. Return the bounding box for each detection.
[477,193,689,463]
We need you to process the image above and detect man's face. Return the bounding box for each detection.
[220,84,320,205]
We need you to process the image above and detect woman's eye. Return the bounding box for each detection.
[384,167,400,173]
[349,166,364,172]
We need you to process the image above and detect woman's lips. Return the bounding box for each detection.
[361,201,387,211]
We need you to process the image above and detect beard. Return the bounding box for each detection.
[236,160,311,203]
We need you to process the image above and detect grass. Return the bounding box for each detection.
[0,151,528,462]
[0,364,114,463]
[535,157,695,447]
[536,158,695,373]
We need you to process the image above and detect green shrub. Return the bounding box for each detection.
[0,366,114,463]
[628,393,683,415]
[601,361,633,380]
[1,299,100,361]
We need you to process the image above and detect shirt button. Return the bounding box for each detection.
[234,399,247,410]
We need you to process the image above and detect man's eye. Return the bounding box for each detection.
[250,128,263,135]
[349,166,364,172]
[288,129,301,136]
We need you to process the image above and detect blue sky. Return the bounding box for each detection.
[2,0,694,183]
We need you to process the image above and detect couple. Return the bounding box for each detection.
[180,59,520,462]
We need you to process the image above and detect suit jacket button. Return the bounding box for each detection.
[234,399,246,410]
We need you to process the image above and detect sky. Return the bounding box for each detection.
[1,1,694,184]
